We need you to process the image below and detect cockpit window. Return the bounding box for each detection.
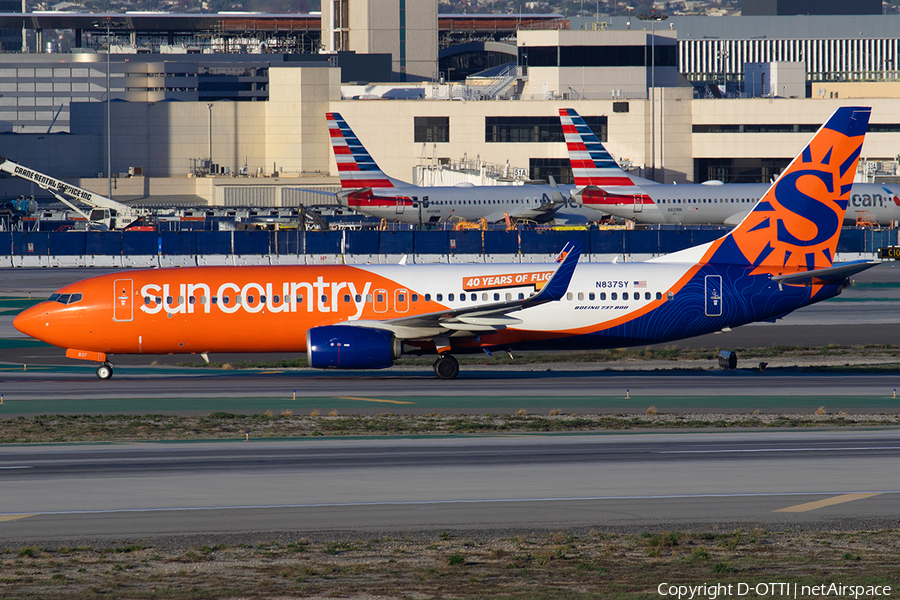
[48,293,82,305]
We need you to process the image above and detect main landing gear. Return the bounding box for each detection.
[96,362,114,380]
[433,354,459,380]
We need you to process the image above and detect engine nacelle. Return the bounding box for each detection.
[306,325,401,370]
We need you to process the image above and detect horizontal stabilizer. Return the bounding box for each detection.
[771,260,880,286]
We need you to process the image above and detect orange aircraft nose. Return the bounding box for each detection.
[13,303,49,342]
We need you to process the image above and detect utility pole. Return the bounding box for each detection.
[637,10,667,183]
[207,103,213,173]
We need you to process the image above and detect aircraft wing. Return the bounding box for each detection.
[771,260,880,286]
[498,189,571,223]
[347,240,582,339]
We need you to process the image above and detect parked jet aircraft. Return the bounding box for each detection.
[327,112,596,225]
[561,107,900,226]
[14,107,877,380]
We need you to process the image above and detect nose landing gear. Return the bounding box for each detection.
[96,362,114,380]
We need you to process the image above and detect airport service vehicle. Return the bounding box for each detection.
[14,107,877,380]
[0,156,145,230]
[326,112,586,225]
[561,108,900,226]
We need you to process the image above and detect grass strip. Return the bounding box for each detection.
[1,411,898,444]
[0,529,897,599]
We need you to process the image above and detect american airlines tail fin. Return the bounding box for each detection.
[559,108,652,188]
[326,112,413,189]
[703,106,871,271]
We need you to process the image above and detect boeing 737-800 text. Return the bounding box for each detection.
[14,107,876,380]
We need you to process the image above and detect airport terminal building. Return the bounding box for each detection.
[3,10,900,207]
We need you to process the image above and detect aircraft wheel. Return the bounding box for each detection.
[433,354,459,380]
[96,363,113,380]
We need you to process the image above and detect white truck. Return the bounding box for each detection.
[0,157,146,230]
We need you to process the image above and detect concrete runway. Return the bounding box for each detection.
[1,368,900,415]
[0,430,898,543]
[0,265,899,543]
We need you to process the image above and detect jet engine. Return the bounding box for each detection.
[306,325,401,370]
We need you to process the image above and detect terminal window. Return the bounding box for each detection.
[486,116,606,143]
[414,117,449,143]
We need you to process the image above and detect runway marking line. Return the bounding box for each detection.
[774,493,882,513]
[0,515,34,522]
[335,396,416,405]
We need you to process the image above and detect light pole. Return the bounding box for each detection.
[207,103,213,174]
[106,17,111,198]
[637,10,667,183]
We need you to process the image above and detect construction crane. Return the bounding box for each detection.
[0,157,146,230]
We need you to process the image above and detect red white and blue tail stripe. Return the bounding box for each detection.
[327,112,410,189]
[559,108,639,188]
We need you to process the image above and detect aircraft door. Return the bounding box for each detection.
[395,289,409,313]
[374,289,388,313]
[396,198,405,214]
[113,278,134,322]
[633,195,643,213]
[704,275,723,317]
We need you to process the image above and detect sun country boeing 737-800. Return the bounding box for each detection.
[326,112,599,225]
[14,106,878,380]
[561,107,900,226]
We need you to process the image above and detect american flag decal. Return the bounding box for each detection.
[634,281,647,288]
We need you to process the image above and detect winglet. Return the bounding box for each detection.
[525,240,582,306]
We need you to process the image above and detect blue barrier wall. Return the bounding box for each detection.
[449,231,482,254]
[160,232,197,255]
[483,231,518,254]
[591,230,623,254]
[86,232,123,255]
[518,230,556,254]
[49,232,86,256]
[414,231,449,254]
[13,232,49,256]
[380,231,414,255]
[3,228,893,259]
[123,231,158,255]
[345,230,378,254]
[273,231,302,254]
[305,231,342,254]
[233,231,269,255]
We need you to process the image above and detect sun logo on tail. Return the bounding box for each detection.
[711,107,870,275]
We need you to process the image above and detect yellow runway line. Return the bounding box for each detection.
[335,396,416,405]
[0,515,35,522]
[774,493,882,513]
